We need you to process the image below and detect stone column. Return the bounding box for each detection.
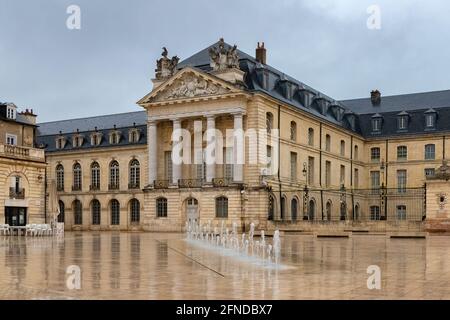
[148,120,157,186]
[206,115,216,183]
[172,118,182,186]
[233,112,244,182]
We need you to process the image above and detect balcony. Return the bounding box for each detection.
[9,188,25,199]
[109,183,120,190]
[178,179,203,188]
[0,144,45,162]
[128,183,140,190]
[90,185,100,191]
[212,177,233,187]
[153,180,169,189]
[72,185,82,191]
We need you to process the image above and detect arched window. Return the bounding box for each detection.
[58,200,65,223]
[109,160,120,190]
[91,199,101,225]
[73,200,82,225]
[268,194,275,221]
[291,198,298,222]
[156,197,168,217]
[56,164,64,191]
[354,145,359,160]
[425,144,435,160]
[91,162,100,190]
[280,196,286,221]
[215,196,228,218]
[130,199,140,223]
[110,199,120,225]
[308,128,314,146]
[73,163,82,191]
[266,112,273,134]
[340,140,346,156]
[325,134,331,152]
[326,201,332,221]
[129,159,140,189]
[290,121,297,141]
[340,202,347,220]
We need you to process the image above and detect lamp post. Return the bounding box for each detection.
[340,183,347,220]
[302,162,309,220]
[380,159,387,220]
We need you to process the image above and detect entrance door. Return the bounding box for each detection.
[186,198,199,225]
[5,207,27,226]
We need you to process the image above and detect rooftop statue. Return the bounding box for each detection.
[428,160,450,181]
[155,47,179,80]
[208,38,239,71]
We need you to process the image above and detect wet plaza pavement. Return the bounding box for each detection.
[1,232,450,300]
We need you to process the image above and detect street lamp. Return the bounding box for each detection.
[340,183,346,220]
[302,162,309,220]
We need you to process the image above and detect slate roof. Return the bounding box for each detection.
[341,90,450,114]
[35,40,450,152]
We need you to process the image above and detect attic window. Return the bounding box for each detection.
[129,129,140,143]
[371,116,382,133]
[91,132,102,146]
[72,135,84,148]
[397,115,408,131]
[56,136,66,149]
[6,106,16,120]
[109,131,121,145]
[424,109,437,129]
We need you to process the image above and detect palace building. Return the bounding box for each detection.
[14,39,450,233]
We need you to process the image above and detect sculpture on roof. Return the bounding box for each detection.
[155,47,179,80]
[209,38,240,71]
[428,160,450,181]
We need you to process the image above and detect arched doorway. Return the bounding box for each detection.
[326,201,332,221]
[58,200,65,223]
[291,198,298,222]
[308,199,315,220]
[186,198,199,225]
[340,202,347,220]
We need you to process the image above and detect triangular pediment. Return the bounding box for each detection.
[137,67,242,105]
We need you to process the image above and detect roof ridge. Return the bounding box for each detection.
[38,110,146,125]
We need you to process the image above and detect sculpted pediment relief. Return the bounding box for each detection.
[138,68,240,105]
[153,72,230,102]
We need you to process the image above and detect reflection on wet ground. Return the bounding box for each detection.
[1,232,449,300]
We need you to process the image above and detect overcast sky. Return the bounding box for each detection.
[1,0,450,122]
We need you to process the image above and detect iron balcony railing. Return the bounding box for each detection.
[9,188,25,199]
[90,185,100,191]
[109,183,120,190]
[128,182,140,190]
[153,180,170,189]
[178,179,203,188]
[212,177,233,187]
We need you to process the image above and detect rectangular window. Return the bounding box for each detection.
[371,148,380,162]
[397,146,407,161]
[371,171,380,189]
[340,165,345,186]
[6,134,17,146]
[370,206,381,220]
[325,161,331,187]
[290,152,297,181]
[308,156,314,185]
[165,151,173,182]
[266,145,272,171]
[426,114,435,128]
[397,205,407,220]
[397,170,407,193]
[372,118,381,132]
[425,168,435,178]
[354,168,359,189]
[425,144,435,160]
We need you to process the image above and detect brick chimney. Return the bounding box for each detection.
[371,90,381,106]
[256,42,266,64]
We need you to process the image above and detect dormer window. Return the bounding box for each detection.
[56,135,66,149]
[72,134,84,148]
[90,132,102,146]
[425,108,437,129]
[397,111,409,131]
[109,131,121,145]
[371,114,382,133]
[6,104,17,120]
[129,128,141,143]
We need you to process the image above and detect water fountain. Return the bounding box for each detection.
[185,220,283,268]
